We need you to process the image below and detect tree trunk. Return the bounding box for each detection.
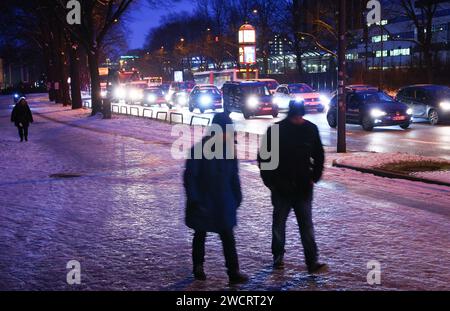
[70,45,82,109]
[88,49,101,115]
[424,48,433,84]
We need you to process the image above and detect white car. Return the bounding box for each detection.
[273,83,329,112]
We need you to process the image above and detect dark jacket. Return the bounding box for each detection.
[258,118,324,197]
[11,103,33,127]
[184,138,242,233]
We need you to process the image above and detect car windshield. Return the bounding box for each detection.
[289,84,313,93]
[243,86,271,96]
[180,82,195,90]
[147,88,163,95]
[198,88,220,95]
[264,81,279,90]
[132,84,148,89]
[358,92,394,103]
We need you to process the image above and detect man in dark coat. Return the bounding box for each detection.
[184,113,248,285]
[258,100,328,274]
[11,98,33,142]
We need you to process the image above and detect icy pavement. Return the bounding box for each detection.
[0,96,449,291]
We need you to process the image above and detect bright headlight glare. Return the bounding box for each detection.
[148,94,157,102]
[320,95,330,105]
[100,90,107,98]
[14,94,19,98]
[114,88,126,99]
[177,94,187,105]
[130,89,143,100]
[370,108,387,118]
[406,108,413,115]
[247,97,259,108]
[440,101,450,111]
[295,96,304,103]
[200,95,212,106]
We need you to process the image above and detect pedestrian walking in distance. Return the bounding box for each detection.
[184,113,248,285]
[258,100,328,274]
[11,97,33,142]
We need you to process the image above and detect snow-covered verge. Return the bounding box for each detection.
[334,152,450,185]
[412,171,450,184]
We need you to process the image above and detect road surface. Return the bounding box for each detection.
[107,99,450,160]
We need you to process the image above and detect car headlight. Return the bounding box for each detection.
[130,89,143,100]
[147,94,157,103]
[320,95,330,106]
[177,93,188,105]
[440,101,450,111]
[294,96,304,103]
[114,88,126,99]
[247,96,259,108]
[370,108,387,118]
[406,108,413,115]
[200,95,212,106]
[14,93,19,98]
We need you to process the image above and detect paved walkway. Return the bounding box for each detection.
[0,95,449,290]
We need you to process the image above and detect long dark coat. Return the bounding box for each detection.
[11,102,33,127]
[184,139,242,233]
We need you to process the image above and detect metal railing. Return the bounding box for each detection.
[169,112,184,124]
[190,115,211,126]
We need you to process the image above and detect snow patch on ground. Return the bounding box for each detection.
[336,152,450,169]
[335,152,450,184]
[412,171,450,184]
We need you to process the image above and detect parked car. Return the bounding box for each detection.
[143,87,167,107]
[188,85,223,113]
[396,84,450,125]
[166,81,196,108]
[222,81,278,119]
[273,83,328,112]
[327,86,413,131]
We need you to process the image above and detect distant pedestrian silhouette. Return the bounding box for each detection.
[11,98,33,142]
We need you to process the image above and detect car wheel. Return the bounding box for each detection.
[362,115,374,131]
[272,111,279,118]
[327,111,337,128]
[167,103,173,109]
[400,122,411,130]
[243,110,251,119]
[317,106,325,113]
[188,105,194,112]
[428,109,440,126]
[200,107,205,114]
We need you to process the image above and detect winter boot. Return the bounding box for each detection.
[193,265,206,281]
[273,255,285,270]
[307,262,329,275]
[228,271,249,285]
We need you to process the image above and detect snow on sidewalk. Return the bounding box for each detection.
[334,152,450,184]
[0,98,449,291]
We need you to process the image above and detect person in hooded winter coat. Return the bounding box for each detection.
[183,113,248,285]
[11,98,33,142]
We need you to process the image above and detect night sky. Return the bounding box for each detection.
[128,0,196,49]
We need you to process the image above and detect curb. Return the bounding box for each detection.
[332,160,450,187]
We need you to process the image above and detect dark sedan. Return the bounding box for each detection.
[188,85,223,113]
[396,84,450,125]
[327,89,413,131]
